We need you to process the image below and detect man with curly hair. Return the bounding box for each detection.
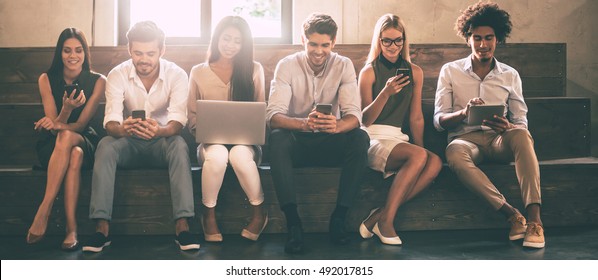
[433,1,545,248]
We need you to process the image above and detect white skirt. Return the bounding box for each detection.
[364,124,410,178]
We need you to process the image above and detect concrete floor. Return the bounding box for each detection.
[2,226,597,260]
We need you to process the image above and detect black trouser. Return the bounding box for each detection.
[268,128,370,209]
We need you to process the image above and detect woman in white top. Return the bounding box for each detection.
[187,16,267,242]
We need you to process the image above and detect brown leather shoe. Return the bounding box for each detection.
[508,212,527,241]
[523,222,545,248]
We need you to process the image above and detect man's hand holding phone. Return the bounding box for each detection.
[308,103,337,133]
[133,118,160,140]
[123,116,140,137]
[125,110,159,139]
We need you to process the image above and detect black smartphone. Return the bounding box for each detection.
[315,103,332,115]
[64,83,80,99]
[132,110,146,120]
[395,68,410,77]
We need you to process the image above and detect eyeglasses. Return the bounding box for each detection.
[380,37,404,47]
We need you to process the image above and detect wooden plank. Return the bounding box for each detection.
[526,97,591,159]
[0,83,39,103]
[0,77,564,103]
[0,43,566,103]
[1,160,597,234]
[4,192,596,235]
[0,104,105,166]
[421,97,591,161]
[0,96,590,166]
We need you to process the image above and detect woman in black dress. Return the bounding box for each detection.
[27,28,105,250]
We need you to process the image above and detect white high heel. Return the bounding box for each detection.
[359,208,380,239]
[372,223,402,245]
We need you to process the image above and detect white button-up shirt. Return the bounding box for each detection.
[103,58,189,128]
[266,51,362,125]
[434,55,528,141]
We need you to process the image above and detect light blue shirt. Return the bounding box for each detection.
[433,55,528,141]
[266,51,362,125]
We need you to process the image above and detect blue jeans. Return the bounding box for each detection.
[89,136,194,221]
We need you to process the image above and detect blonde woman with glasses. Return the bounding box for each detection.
[358,14,442,245]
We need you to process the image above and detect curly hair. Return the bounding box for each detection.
[455,1,512,43]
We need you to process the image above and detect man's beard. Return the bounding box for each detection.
[480,56,492,63]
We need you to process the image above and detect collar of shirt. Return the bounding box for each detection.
[463,54,505,76]
[301,51,330,78]
[378,53,404,69]
[127,58,166,92]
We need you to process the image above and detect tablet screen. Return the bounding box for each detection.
[467,105,506,125]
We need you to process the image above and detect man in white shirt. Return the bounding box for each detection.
[267,13,370,254]
[434,2,544,248]
[84,21,199,252]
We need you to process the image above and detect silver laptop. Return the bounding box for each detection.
[195,100,266,145]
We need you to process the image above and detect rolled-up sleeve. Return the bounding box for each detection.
[103,68,125,128]
[266,59,292,125]
[507,71,528,128]
[338,58,362,123]
[167,67,189,127]
[433,64,453,132]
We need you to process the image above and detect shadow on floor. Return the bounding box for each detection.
[2,226,597,260]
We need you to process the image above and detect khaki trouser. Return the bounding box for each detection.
[445,128,541,210]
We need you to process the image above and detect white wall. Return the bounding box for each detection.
[1,0,595,95]
[0,0,94,47]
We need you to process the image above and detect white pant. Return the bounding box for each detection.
[198,144,264,207]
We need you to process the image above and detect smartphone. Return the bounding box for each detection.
[395,68,411,77]
[315,103,332,115]
[132,110,146,120]
[64,83,80,99]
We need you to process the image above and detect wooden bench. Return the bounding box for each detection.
[1,160,597,235]
[0,43,567,103]
[1,43,596,235]
[0,97,590,166]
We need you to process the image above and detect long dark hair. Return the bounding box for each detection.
[207,16,255,101]
[47,28,91,76]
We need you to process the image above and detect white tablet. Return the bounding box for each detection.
[467,105,506,126]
